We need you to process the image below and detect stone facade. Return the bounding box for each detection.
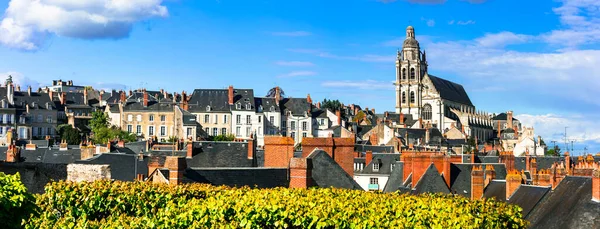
[67,164,111,182]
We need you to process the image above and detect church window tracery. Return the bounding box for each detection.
[402,68,406,80]
[410,68,415,79]
[402,92,406,104]
[410,92,415,104]
[423,104,432,120]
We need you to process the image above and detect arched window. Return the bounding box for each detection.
[206,105,211,112]
[410,91,415,103]
[401,92,406,104]
[423,104,432,120]
[410,68,415,79]
[402,68,406,79]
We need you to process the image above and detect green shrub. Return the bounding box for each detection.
[0,172,37,229]
[25,181,528,229]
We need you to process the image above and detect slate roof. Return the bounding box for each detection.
[188,89,231,112]
[413,164,450,194]
[231,89,255,111]
[179,108,198,125]
[428,75,473,106]
[122,99,174,112]
[279,98,311,116]
[356,125,374,138]
[183,168,289,188]
[0,146,81,164]
[483,180,506,201]
[254,97,280,113]
[527,177,600,229]
[449,163,507,198]
[76,153,148,181]
[507,185,550,217]
[354,145,394,153]
[475,156,500,163]
[514,156,564,171]
[383,161,404,193]
[355,153,400,175]
[492,113,519,121]
[186,141,255,168]
[307,150,362,190]
[13,91,56,110]
[310,108,327,119]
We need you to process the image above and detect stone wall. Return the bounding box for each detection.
[0,162,67,193]
[67,164,111,182]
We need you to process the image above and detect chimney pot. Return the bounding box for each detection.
[228,85,234,105]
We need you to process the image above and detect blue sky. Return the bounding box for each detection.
[0,0,598,154]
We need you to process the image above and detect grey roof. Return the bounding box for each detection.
[122,98,174,112]
[355,153,400,175]
[279,98,311,116]
[188,89,231,112]
[186,141,255,168]
[507,185,550,217]
[356,125,374,138]
[449,163,507,198]
[231,89,255,111]
[13,91,56,110]
[475,156,500,163]
[354,145,394,153]
[310,108,327,119]
[483,180,506,201]
[308,150,362,190]
[180,108,198,126]
[492,113,519,121]
[183,168,288,188]
[254,97,280,113]
[107,104,120,113]
[428,75,473,106]
[527,176,600,229]
[76,153,148,181]
[383,161,405,193]
[413,164,450,194]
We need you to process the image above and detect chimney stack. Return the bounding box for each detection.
[27,86,31,96]
[336,110,342,126]
[399,113,404,125]
[60,92,66,105]
[316,102,321,109]
[181,91,189,111]
[5,143,19,163]
[164,156,187,186]
[484,164,496,187]
[365,151,373,166]
[275,86,281,105]
[536,169,551,187]
[592,164,599,202]
[120,91,126,103]
[16,85,20,92]
[471,165,484,200]
[228,85,234,105]
[143,90,148,107]
[289,157,313,188]
[83,89,88,105]
[507,111,513,129]
[306,94,312,104]
[371,108,375,114]
[506,170,523,200]
[425,128,430,144]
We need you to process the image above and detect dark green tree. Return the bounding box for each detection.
[212,134,235,141]
[266,86,285,98]
[58,124,81,145]
[321,99,342,111]
[546,145,561,156]
[89,111,109,134]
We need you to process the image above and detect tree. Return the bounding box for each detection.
[212,134,235,142]
[89,111,109,134]
[167,136,178,143]
[321,99,342,111]
[546,145,561,156]
[266,86,285,98]
[58,125,81,145]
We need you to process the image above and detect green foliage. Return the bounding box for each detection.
[167,136,178,143]
[212,134,235,142]
[89,111,109,134]
[57,124,81,145]
[546,145,561,156]
[352,110,367,123]
[24,181,528,229]
[0,173,37,229]
[92,126,137,144]
[321,98,342,111]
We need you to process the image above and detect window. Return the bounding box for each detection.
[410,91,415,103]
[291,132,296,139]
[410,68,415,79]
[258,105,263,112]
[160,115,166,122]
[373,163,380,172]
[136,115,142,122]
[269,116,274,124]
[258,116,262,123]
[402,92,406,104]
[46,115,52,123]
[206,105,211,112]
[149,115,154,122]
[236,115,241,124]
[160,126,166,136]
[127,125,132,133]
[136,125,141,135]
[223,115,228,124]
[0,115,3,123]
[236,127,241,137]
[221,128,227,135]
[246,127,251,137]
[302,121,307,131]
[423,104,432,120]
[204,127,209,134]
[149,126,155,136]
[214,114,218,124]
[302,132,307,138]
[236,103,241,109]
[402,68,406,79]
[32,127,37,136]
[291,121,296,130]
[281,121,286,128]
[213,128,218,136]
[370,178,378,185]
[269,106,275,112]
[246,103,251,110]
[204,114,209,123]
[37,115,42,123]
[187,128,193,136]
[0,127,3,135]
[320,119,324,125]
[127,115,133,122]
[246,115,251,124]
[7,115,11,124]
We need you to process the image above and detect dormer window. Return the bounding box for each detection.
[270,106,275,112]
[206,105,211,112]
[246,103,251,110]
[46,103,52,110]
[373,162,380,172]
[258,105,263,112]
[236,103,241,109]
[1,100,6,108]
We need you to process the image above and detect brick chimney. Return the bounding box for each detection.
[83,89,88,105]
[275,86,280,105]
[289,157,313,188]
[143,90,148,107]
[186,141,193,158]
[399,112,404,125]
[228,85,234,105]
[120,91,126,103]
[181,91,189,111]
[506,111,513,129]
[60,92,66,105]
[536,169,551,187]
[81,145,95,160]
[117,140,125,148]
[471,165,484,200]
[306,94,312,104]
[365,150,373,165]
[551,162,566,190]
[316,102,321,109]
[531,158,537,175]
[484,164,496,187]
[497,121,501,138]
[506,170,523,200]
[371,108,375,114]
[165,156,187,186]
[5,144,19,162]
[565,152,571,174]
[148,156,161,176]
[593,164,599,202]
[247,137,255,159]
[336,110,341,126]
[525,151,530,171]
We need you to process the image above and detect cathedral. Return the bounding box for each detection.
[394,26,494,142]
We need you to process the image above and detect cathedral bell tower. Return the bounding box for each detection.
[395,26,427,118]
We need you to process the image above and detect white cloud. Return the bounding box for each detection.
[275,61,315,67]
[516,113,600,146]
[421,17,435,27]
[541,0,600,48]
[456,20,476,25]
[0,0,168,50]
[277,71,317,78]
[321,80,394,90]
[270,31,311,37]
[0,72,40,89]
[448,20,455,25]
[475,31,532,47]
